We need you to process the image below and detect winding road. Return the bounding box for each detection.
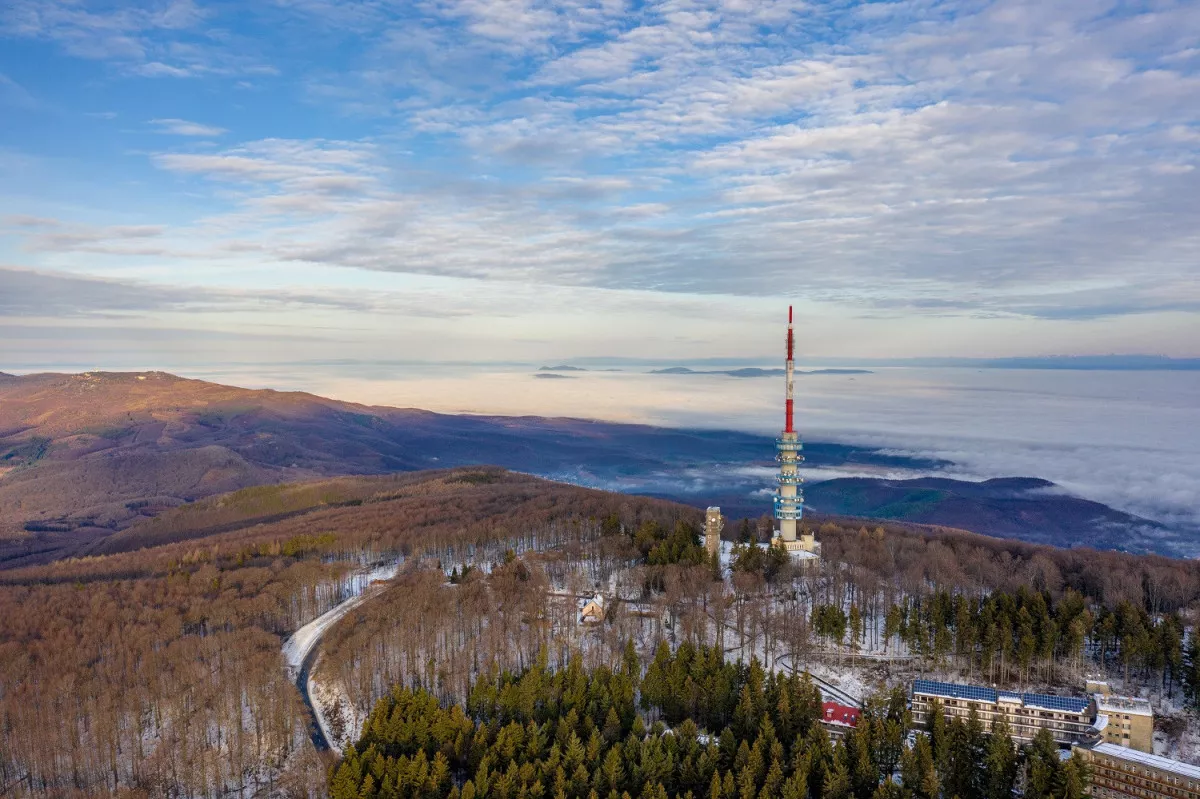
[284,561,864,753]
[282,561,401,750]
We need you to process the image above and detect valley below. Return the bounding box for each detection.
[1,370,1193,565]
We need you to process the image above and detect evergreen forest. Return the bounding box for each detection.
[329,645,1091,799]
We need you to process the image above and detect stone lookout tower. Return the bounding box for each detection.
[705,507,724,556]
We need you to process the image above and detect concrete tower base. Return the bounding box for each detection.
[771,533,821,561]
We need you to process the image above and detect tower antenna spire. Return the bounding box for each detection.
[772,304,816,559]
[785,305,794,433]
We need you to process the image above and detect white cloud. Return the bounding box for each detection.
[2,0,1199,345]
[0,0,270,78]
[149,118,226,136]
[121,0,1188,325]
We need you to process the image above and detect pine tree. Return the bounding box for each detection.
[924,700,947,768]
[718,729,738,773]
[1061,751,1090,799]
[851,732,878,799]
[1023,729,1060,799]
[877,719,905,779]
[330,745,364,799]
[983,717,1017,799]
[964,709,987,799]
[899,733,937,799]
[1184,635,1200,716]
[781,764,808,799]
[849,605,863,663]
[804,724,834,799]
[603,746,625,793]
[775,685,794,744]
[824,754,853,799]
[941,720,975,799]
[759,757,784,799]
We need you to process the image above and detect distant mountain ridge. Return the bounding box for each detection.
[0,370,1191,564]
[535,365,872,377]
[649,366,872,377]
[0,370,936,566]
[803,476,1190,556]
[564,355,1200,371]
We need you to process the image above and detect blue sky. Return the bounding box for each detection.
[1,0,1199,370]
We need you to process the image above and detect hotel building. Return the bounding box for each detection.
[1076,743,1200,799]
[911,680,1099,746]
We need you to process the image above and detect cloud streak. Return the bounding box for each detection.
[5,0,1193,324]
[149,117,226,136]
[0,0,1197,370]
[0,265,479,318]
[0,0,272,77]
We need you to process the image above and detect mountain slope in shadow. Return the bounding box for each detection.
[2,371,1191,563]
[0,370,937,565]
[804,476,1189,557]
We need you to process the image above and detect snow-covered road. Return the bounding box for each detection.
[282,559,401,749]
[282,560,401,674]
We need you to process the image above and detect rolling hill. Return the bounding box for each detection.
[0,370,1192,564]
[0,370,937,566]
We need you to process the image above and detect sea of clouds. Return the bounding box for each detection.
[166,361,1200,532]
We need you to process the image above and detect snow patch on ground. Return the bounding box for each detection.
[310,677,355,752]
[282,559,402,675]
[805,661,870,704]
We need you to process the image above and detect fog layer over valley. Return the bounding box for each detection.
[2,365,1197,558]
[95,361,1200,553]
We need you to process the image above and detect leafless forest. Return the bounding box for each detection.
[1,468,1198,798]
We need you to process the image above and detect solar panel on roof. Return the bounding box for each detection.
[912,680,998,703]
[913,681,1089,713]
[1023,693,1089,713]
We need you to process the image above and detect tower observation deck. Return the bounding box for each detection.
[772,306,820,559]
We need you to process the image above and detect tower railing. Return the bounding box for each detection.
[773,507,804,521]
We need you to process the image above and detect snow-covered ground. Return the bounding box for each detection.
[280,559,403,750]
[282,559,402,674]
[804,661,869,705]
[286,542,1200,768]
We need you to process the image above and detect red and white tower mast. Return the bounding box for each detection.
[773,306,808,551]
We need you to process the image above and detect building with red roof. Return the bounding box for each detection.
[821,702,860,739]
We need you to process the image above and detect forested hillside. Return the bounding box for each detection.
[1,467,1198,797]
[0,470,688,797]
[312,512,1200,743]
[0,371,820,564]
[805,477,1177,556]
[329,649,1087,799]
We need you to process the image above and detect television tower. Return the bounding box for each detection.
[773,306,816,555]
